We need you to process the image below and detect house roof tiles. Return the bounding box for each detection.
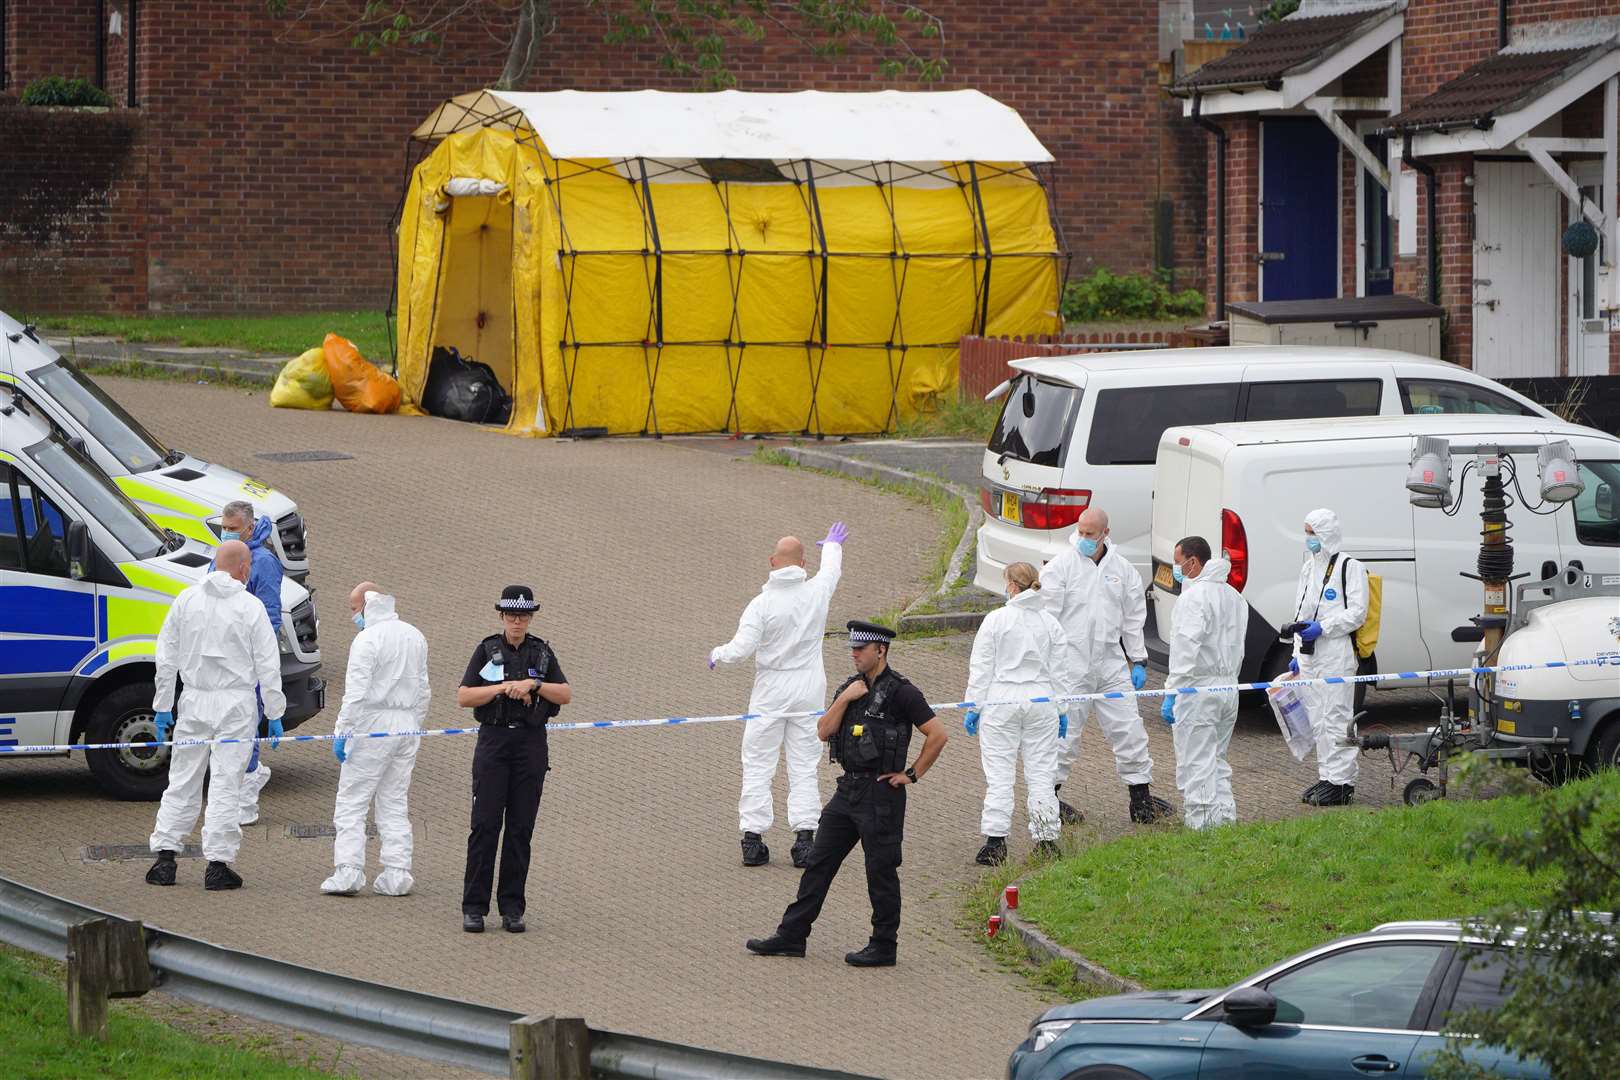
[1385,44,1614,132]
[1174,7,1394,93]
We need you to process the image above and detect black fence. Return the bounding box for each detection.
[1500,376,1620,437]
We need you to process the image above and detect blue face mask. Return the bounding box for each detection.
[1306,536,1323,554]
[220,530,241,542]
[352,612,365,630]
[1172,565,1185,584]
[1075,535,1099,558]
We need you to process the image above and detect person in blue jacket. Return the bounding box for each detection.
[215,501,282,824]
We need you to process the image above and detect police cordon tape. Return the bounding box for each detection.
[2,655,1614,755]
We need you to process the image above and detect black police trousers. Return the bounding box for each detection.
[776,772,906,949]
[462,724,548,917]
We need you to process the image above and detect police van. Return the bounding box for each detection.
[1,311,310,582]
[0,389,323,799]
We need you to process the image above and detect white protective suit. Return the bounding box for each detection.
[1291,509,1369,785]
[149,571,286,863]
[1165,557,1247,830]
[711,541,842,835]
[323,592,430,897]
[965,587,1069,841]
[1040,541,1152,787]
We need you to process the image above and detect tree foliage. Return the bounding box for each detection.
[266,0,946,90]
[1425,767,1620,1080]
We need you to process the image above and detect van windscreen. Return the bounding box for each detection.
[987,375,1082,468]
[1086,383,1241,466]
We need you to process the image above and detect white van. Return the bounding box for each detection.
[1148,414,1619,696]
[975,346,1553,595]
[0,395,324,799]
[2,311,310,582]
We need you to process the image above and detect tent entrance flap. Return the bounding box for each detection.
[429,194,517,394]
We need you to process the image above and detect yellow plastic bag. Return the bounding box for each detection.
[322,333,401,414]
[269,347,335,410]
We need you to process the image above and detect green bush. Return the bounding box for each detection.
[1060,268,1205,323]
[20,76,113,108]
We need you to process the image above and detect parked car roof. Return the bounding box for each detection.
[1006,346,1482,385]
[1169,412,1614,447]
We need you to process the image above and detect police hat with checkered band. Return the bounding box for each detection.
[846,619,897,646]
[496,584,539,614]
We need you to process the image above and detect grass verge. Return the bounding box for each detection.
[894,395,1002,441]
[752,447,968,631]
[0,943,351,1078]
[1002,771,1619,994]
[28,311,392,363]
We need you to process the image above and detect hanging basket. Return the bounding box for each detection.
[1562,220,1600,259]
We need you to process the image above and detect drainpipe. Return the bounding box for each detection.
[1192,93,1228,321]
[1498,0,1509,50]
[1402,135,1439,306]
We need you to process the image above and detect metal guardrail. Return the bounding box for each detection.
[0,875,875,1079]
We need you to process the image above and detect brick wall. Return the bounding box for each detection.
[0,0,1207,315]
[1203,114,1258,317]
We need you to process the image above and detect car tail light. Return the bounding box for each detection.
[1022,488,1091,531]
[1221,508,1248,593]
[981,486,993,514]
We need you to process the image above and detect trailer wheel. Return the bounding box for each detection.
[1584,716,1620,773]
[83,683,171,801]
[1403,777,1439,806]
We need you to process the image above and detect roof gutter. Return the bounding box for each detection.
[1192,94,1227,321]
[1402,134,1439,306]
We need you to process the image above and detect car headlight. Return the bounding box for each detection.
[1030,1020,1076,1054]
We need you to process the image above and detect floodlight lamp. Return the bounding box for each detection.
[1406,435,1453,508]
[1537,440,1584,504]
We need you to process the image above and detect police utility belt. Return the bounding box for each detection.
[478,636,555,728]
[830,669,912,776]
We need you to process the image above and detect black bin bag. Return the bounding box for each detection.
[422,346,513,425]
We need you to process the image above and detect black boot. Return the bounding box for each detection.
[1302,780,1333,804]
[502,914,526,933]
[975,836,1008,866]
[844,941,897,967]
[1128,783,1175,824]
[463,913,485,933]
[1315,783,1356,807]
[1055,785,1083,825]
[790,830,816,869]
[145,850,177,886]
[1034,839,1061,860]
[204,861,242,891]
[745,934,806,957]
[741,832,769,867]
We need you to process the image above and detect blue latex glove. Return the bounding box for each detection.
[963,710,980,736]
[818,521,849,547]
[1058,712,1069,740]
[1160,696,1176,726]
[333,736,348,765]
[1130,663,1147,691]
[267,716,284,750]
[1288,656,1300,675]
[1299,620,1324,642]
[154,710,174,743]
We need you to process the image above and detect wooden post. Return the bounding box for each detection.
[509,1015,589,1080]
[66,918,152,1040]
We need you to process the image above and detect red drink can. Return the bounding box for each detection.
[1005,884,1019,910]
[986,914,1002,937]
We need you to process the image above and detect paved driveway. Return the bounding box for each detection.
[0,380,1436,1079]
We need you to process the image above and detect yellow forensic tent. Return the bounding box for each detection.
[395,89,1065,437]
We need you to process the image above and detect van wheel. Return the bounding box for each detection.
[1584,716,1620,773]
[84,683,171,801]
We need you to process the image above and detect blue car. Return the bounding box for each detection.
[1008,920,1546,1079]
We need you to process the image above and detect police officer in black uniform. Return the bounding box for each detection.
[746,620,948,967]
[457,585,570,934]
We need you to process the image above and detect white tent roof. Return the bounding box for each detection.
[411,88,1053,163]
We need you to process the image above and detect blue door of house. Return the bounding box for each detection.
[1261,118,1339,300]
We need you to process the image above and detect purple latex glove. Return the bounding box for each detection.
[707,654,717,671]
[817,521,849,547]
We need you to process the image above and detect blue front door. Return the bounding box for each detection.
[1261,118,1340,300]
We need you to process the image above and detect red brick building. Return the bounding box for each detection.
[1172,0,1620,377]
[0,1,1206,317]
